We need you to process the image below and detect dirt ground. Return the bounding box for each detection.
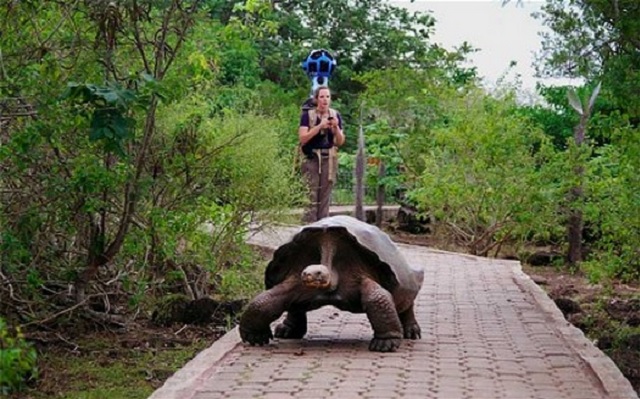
[521,263,640,392]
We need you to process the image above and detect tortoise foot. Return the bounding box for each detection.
[274,323,306,339]
[240,327,273,346]
[403,322,421,339]
[369,337,401,352]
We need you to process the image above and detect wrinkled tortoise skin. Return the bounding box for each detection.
[239,215,424,352]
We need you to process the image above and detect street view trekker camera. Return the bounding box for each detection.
[301,49,337,110]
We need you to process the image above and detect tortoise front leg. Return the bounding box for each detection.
[399,304,421,339]
[360,278,403,352]
[274,310,308,339]
[239,279,296,346]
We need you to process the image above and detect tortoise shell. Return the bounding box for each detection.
[264,215,423,294]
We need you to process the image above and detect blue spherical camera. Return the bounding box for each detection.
[302,49,337,92]
[302,49,336,78]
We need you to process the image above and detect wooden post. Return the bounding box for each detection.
[375,161,385,227]
[354,105,365,221]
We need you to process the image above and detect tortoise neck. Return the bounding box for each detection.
[320,234,339,291]
[320,234,336,267]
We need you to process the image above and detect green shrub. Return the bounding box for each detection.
[0,317,38,394]
[580,129,640,282]
[114,96,307,300]
[409,89,559,256]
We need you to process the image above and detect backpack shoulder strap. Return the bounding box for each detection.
[308,108,338,129]
[307,108,317,129]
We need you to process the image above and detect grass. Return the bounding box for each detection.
[13,333,214,399]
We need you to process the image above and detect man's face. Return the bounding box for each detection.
[316,89,331,109]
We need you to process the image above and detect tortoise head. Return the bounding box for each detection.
[301,264,333,289]
[299,229,342,290]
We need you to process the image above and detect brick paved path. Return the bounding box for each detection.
[149,225,637,399]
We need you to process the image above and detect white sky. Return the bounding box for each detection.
[390,0,574,96]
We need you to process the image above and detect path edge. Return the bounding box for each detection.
[510,262,638,399]
[147,327,242,399]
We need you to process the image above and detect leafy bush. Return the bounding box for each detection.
[409,89,560,256]
[580,125,640,282]
[0,317,38,394]
[114,94,307,300]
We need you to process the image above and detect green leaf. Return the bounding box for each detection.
[111,116,131,138]
[89,126,107,141]
[141,72,156,82]
[95,88,120,104]
[588,82,601,110]
[567,89,584,115]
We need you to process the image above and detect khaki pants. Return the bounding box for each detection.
[301,149,337,223]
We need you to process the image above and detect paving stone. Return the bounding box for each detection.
[148,223,639,399]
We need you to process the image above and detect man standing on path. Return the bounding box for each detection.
[298,86,345,222]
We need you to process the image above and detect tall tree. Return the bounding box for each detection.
[0,0,205,320]
[566,83,601,264]
[211,0,471,96]
[0,0,308,330]
[536,0,640,120]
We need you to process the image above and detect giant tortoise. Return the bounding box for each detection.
[239,215,424,352]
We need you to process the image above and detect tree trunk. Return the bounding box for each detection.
[567,116,587,265]
[567,209,583,264]
[567,178,584,264]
